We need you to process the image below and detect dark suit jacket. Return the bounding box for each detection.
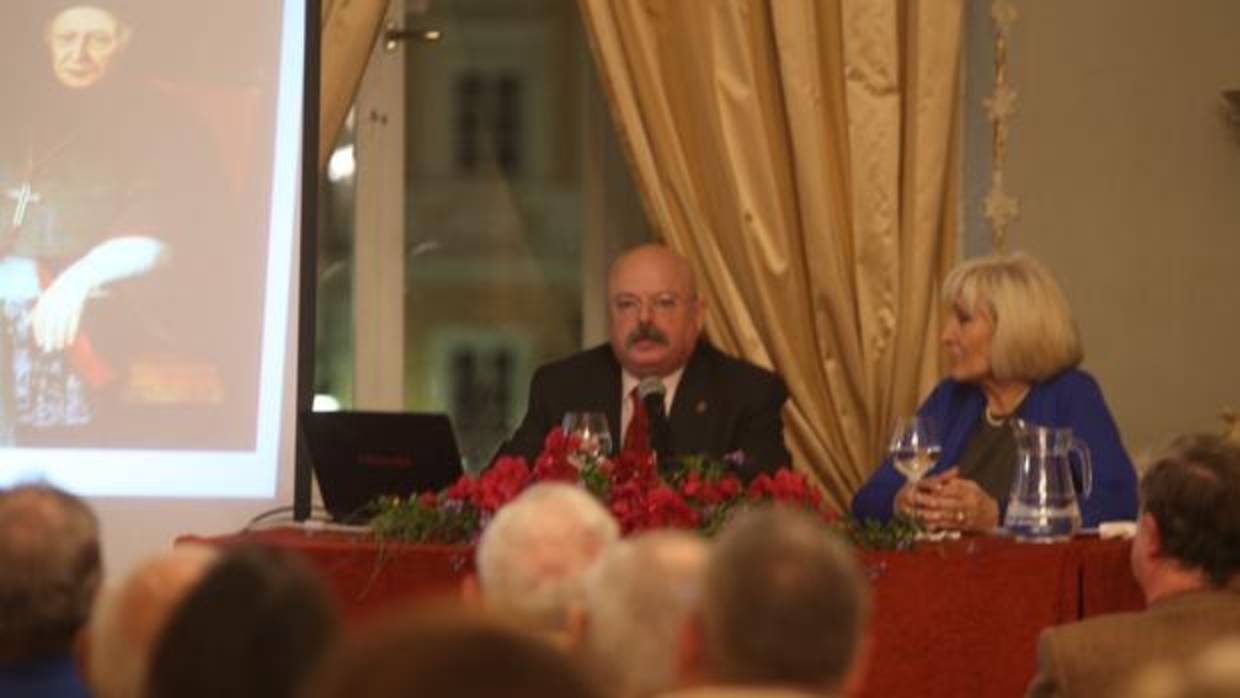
[496,341,792,480]
[1025,588,1240,698]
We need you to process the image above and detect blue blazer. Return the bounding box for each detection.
[851,369,1138,526]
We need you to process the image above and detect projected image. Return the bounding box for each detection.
[0,1,287,451]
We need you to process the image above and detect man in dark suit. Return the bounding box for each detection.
[1025,433,1240,698]
[497,244,791,480]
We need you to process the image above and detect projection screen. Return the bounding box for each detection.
[0,0,312,571]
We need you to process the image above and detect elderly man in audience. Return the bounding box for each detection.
[667,506,870,698]
[0,483,101,698]
[471,482,620,646]
[1026,433,1240,698]
[579,529,709,698]
[85,543,218,698]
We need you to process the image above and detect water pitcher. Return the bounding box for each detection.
[1005,420,1093,542]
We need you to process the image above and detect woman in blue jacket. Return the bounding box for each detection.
[851,253,1138,531]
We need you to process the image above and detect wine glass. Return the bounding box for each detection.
[889,416,941,485]
[561,412,613,461]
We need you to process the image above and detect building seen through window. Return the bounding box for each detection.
[317,0,650,472]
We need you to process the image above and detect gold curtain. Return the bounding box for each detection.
[319,0,390,170]
[579,0,963,508]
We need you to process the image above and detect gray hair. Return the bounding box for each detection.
[702,505,868,691]
[87,544,219,698]
[942,251,1083,382]
[475,483,619,633]
[0,483,101,663]
[581,530,708,698]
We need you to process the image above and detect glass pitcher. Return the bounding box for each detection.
[1005,420,1093,542]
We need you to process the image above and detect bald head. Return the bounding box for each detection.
[607,245,705,378]
[0,484,100,663]
[87,544,218,698]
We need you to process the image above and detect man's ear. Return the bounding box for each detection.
[459,573,482,606]
[1140,511,1163,558]
[842,626,875,698]
[675,610,707,687]
[564,605,589,652]
[73,624,92,679]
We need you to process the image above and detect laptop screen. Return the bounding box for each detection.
[301,411,463,522]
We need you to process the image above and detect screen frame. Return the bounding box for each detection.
[293,0,321,521]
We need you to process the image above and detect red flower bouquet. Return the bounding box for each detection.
[369,427,838,543]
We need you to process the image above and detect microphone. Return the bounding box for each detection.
[638,377,670,458]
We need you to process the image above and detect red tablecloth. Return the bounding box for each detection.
[181,528,1143,698]
[857,536,1143,698]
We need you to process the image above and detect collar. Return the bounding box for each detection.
[622,365,686,412]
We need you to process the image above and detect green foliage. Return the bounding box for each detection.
[370,495,481,545]
[835,515,924,550]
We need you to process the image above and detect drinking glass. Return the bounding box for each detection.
[561,412,613,460]
[889,416,941,485]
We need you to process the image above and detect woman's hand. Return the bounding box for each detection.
[904,467,1000,532]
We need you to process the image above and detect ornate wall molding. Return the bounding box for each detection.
[983,0,1019,253]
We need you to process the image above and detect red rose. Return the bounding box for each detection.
[607,480,648,534]
[542,426,580,458]
[746,469,823,510]
[643,485,699,530]
[444,474,478,502]
[533,451,578,483]
[474,457,531,513]
[611,448,657,488]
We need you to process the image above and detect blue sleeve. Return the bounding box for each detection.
[850,382,955,522]
[1056,372,1139,525]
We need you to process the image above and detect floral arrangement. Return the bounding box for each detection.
[369,427,919,549]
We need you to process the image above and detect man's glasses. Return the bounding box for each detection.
[610,293,692,317]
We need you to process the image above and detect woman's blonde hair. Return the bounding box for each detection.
[941,252,1082,382]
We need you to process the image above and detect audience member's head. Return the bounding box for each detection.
[607,243,706,379]
[143,545,340,698]
[86,543,217,698]
[0,483,101,666]
[698,506,869,694]
[1128,636,1240,698]
[309,603,603,698]
[1132,433,1240,598]
[474,483,619,639]
[579,529,709,698]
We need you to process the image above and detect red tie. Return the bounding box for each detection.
[623,387,649,453]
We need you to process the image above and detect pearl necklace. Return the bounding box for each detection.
[984,385,1031,427]
[984,406,1009,427]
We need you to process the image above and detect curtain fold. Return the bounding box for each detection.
[319,0,390,170]
[579,0,963,508]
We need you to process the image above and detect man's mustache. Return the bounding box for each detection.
[626,323,668,348]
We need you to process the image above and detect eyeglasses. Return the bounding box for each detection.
[610,292,692,317]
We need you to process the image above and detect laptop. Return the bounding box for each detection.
[301,411,464,523]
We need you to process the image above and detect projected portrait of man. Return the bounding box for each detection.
[46,4,131,89]
[0,2,244,448]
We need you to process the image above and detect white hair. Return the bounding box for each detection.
[475,483,619,633]
[87,543,218,698]
[581,530,708,698]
